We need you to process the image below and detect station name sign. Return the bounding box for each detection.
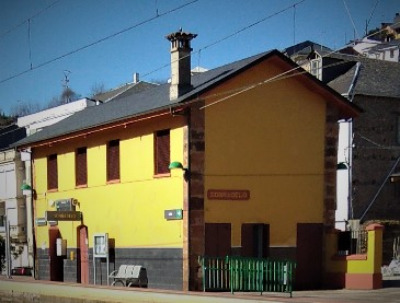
[207,189,250,201]
[46,211,82,221]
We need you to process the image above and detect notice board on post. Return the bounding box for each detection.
[93,233,109,285]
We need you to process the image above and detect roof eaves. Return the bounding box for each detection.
[14,102,185,149]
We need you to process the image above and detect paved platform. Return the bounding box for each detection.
[1,276,400,303]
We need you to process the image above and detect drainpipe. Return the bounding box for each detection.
[340,62,361,222]
[30,149,37,279]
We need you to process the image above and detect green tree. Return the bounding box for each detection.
[10,101,41,118]
[90,82,106,97]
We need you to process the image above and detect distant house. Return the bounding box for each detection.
[361,39,400,62]
[0,124,27,272]
[328,55,400,224]
[0,98,96,274]
[343,13,400,63]
[288,43,400,264]
[15,30,359,290]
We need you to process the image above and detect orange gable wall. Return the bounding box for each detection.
[201,56,328,247]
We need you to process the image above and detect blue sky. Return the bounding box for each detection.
[0,0,398,115]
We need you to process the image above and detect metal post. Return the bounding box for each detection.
[93,256,96,285]
[4,215,12,279]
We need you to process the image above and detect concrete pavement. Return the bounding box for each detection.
[1,276,400,303]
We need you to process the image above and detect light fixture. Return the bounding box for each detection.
[169,161,190,181]
[21,183,32,191]
[337,162,348,170]
[169,161,185,170]
[21,182,33,196]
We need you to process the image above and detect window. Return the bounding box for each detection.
[310,58,322,80]
[76,147,87,186]
[154,129,170,175]
[47,154,58,190]
[390,49,395,58]
[107,140,120,181]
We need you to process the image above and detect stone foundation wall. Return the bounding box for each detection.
[36,247,183,290]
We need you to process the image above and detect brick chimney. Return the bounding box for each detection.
[166,29,197,100]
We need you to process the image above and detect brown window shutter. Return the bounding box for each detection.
[47,154,58,190]
[76,147,87,186]
[107,140,120,181]
[205,223,232,257]
[155,129,170,174]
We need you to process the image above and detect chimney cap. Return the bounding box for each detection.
[166,28,197,42]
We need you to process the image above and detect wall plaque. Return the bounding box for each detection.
[46,211,82,221]
[207,189,250,200]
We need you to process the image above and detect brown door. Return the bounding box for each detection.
[205,223,231,256]
[241,223,269,258]
[78,225,89,284]
[296,223,323,290]
[49,227,64,281]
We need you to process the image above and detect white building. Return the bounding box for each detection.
[0,98,96,275]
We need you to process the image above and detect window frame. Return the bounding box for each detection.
[154,129,171,176]
[75,147,88,187]
[107,139,120,182]
[310,58,322,80]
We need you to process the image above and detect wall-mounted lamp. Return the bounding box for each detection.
[21,183,32,190]
[21,182,33,196]
[169,161,190,181]
[169,161,185,170]
[337,162,349,170]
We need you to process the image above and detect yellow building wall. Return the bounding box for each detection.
[203,57,327,247]
[33,115,186,250]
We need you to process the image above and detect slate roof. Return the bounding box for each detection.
[283,40,332,57]
[0,124,26,151]
[327,53,400,98]
[14,49,358,148]
[368,39,400,51]
[93,81,158,102]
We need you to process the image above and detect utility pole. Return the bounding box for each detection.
[62,70,71,103]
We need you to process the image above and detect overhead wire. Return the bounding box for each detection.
[198,19,400,110]
[365,0,380,35]
[140,0,307,79]
[0,0,61,39]
[0,0,200,85]
[198,0,306,52]
[0,0,305,86]
[198,59,353,110]
[0,0,395,107]
[343,0,360,40]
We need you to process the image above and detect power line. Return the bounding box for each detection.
[0,0,199,85]
[197,19,400,111]
[343,0,360,40]
[141,0,307,79]
[0,0,61,39]
[365,0,380,35]
[199,59,352,110]
[199,0,306,52]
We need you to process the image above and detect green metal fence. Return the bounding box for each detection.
[200,256,296,297]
